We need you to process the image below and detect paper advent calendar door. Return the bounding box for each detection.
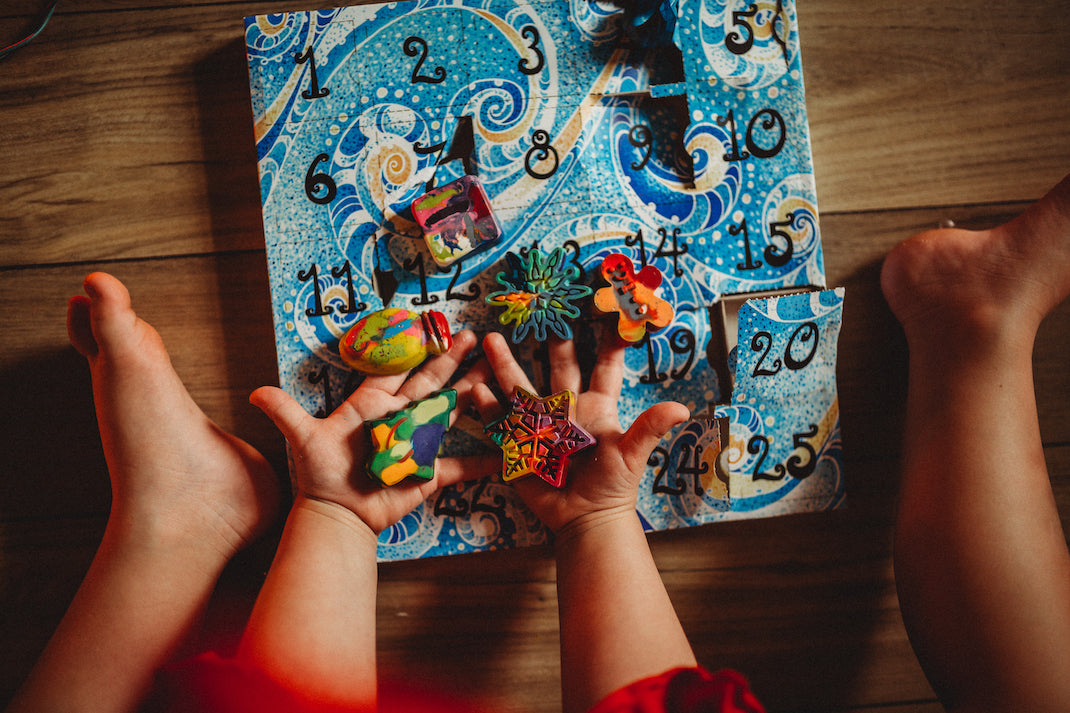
[244,0,845,560]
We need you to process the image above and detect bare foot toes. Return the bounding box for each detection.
[71,272,280,557]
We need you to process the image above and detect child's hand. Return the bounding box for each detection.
[250,330,495,534]
[472,330,690,535]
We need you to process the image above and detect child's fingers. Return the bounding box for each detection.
[450,357,494,420]
[396,329,477,403]
[548,337,581,395]
[354,372,410,406]
[250,385,316,446]
[431,453,500,490]
[482,332,535,393]
[618,401,691,474]
[587,324,626,399]
[470,382,503,423]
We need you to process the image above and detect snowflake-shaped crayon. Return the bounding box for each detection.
[484,387,595,488]
[485,247,592,342]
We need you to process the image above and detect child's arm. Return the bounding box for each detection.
[7,274,281,713]
[239,330,494,708]
[474,332,695,713]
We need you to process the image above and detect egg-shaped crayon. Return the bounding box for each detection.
[339,308,452,375]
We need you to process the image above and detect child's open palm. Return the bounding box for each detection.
[472,330,690,535]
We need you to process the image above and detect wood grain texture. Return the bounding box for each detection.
[1,1,1068,711]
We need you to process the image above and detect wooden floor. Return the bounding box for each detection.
[2,2,1068,711]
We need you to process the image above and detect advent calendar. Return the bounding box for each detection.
[244,0,845,560]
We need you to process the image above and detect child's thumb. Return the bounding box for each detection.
[250,385,312,445]
[619,401,691,474]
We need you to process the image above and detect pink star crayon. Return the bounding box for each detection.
[484,387,595,488]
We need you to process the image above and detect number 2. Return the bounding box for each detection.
[404,35,446,84]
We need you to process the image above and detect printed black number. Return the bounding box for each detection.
[638,332,668,384]
[517,240,540,259]
[308,365,334,418]
[750,321,820,377]
[468,478,509,517]
[725,4,759,55]
[298,264,333,317]
[747,434,786,481]
[433,486,469,517]
[625,229,649,267]
[765,212,796,267]
[412,139,447,192]
[648,446,672,492]
[745,108,786,159]
[735,216,797,272]
[294,47,330,99]
[637,326,695,384]
[725,1,790,67]
[414,115,477,191]
[330,260,368,314]
[444,260,480,302]
[402,255,440,306]
[652,226,687,276]
[304,153,337,205]
[785,423,819,479]
[750,331,779,376]
[628,124,653,171]
[433,478,508,518]
[717,110,748,162]
[668,327,697,381]
[524,129,559,179]
[518,25,545,75]
[675,442,709,495]
[404,35,446,84]
[771,0,790,66]
[783,321,819,370]
[562,239,586,282]
[717,108,786,162]
[652,443,696,496]
[731,218,762,271]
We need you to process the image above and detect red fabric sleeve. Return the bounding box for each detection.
[587,667,765,713]
[152,653,490,713]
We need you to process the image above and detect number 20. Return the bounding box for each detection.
[750,321,819,377]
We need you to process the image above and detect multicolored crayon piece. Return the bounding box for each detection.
[593,253,674,342]
[484,387,595,488]
[366,389,457,487]
[411,175,503,268]
[340,307,452,375]
[485,247,592,343]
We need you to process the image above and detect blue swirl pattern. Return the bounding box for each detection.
[244,0,841,560]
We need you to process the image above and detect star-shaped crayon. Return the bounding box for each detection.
[484,387,595,488]
[593,253,674,343]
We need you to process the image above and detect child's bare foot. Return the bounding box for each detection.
[67,273,280,560]
[881,174,1070,349]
